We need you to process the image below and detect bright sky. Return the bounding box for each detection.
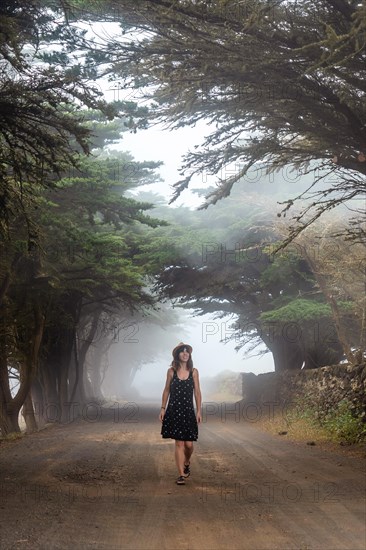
[116,121,213,208]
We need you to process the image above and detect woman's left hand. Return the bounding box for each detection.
[196,411,202,423]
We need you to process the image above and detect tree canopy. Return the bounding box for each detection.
[88,0,366,242]
[0,101,168,434]
[1,0,365,437]
[146,186,363,370]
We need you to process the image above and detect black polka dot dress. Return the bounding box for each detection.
[161,369,198,441]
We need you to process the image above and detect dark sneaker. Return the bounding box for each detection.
[176,476,186,485]
[183,463,190,477]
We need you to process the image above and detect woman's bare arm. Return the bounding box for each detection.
[159,367,174,421]
[193,368,202,423]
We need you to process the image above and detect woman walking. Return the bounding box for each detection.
[159,342,202,485]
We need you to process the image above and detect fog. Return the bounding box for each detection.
[97,109,301,405]
[98,70,320,405]
[101,308,274,402]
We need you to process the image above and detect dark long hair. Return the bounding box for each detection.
[171,347,193,372]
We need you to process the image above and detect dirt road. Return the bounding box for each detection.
[0,401,365,550]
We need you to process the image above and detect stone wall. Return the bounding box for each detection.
[241,363,366,418]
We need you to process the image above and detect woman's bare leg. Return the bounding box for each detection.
[184,441,193,475]
[175,440,185,476]
[184,441,193,466]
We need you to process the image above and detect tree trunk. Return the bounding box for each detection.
[74,311,101,404]
[22,392,38,433]
[83,369,94,403]
[88,344,106,401]
[12,305,45,417]
[261,333,304,372]
[50,325,75,424]
[31,378,46,429]
[39,362,59,423]
[0,252,21,307]
[302,249,355,364]
[0,347,20,435]
[70,311,100,406]
[0,407,21,435]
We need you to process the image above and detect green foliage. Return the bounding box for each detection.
[150,182,363,369]
[322,400,366,444]
[0,432,24,442]
[0,0,118,238]
[287,398,366,444]
[36,162,165,306]
[261,247,312,288]
[260,298,354,324]
[94,0,366,243]
[0,107,170,402]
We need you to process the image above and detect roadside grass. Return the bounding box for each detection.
[0,431,24,443]
[253,409,332,444]
[252,398,366,447]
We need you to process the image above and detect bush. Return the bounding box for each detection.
[285,397,366,444]
[322,400,366,444]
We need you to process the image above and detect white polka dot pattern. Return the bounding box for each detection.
[161,370,198,441]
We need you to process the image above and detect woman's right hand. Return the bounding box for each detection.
[159,408,165,422]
